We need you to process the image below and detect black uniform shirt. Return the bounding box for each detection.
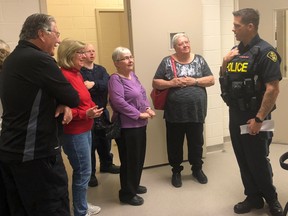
[237,34,282,84]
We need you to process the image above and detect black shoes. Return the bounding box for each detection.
[118,186,146,206]
[120,195,144,206]
[234,196,264,214]
[234,197,283,215]
[268,199,283,216]
[171,172,182,188]
[89,165,120,187]
[192,170,208,184]
[171,169,207,187]
[136,185,147,194]
[88,175,98,187]
[100,164,120,174]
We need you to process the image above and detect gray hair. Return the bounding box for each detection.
[19,13,56,40]
[233,8,259,30]
[172,33,189,48]
[0,39,10,68]
[112,47,131,62]
[57,38,86,69]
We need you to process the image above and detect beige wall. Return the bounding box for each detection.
[46,0,124,64]
[95,9,130,74]
[239,0,288,45]
[0,0,42,50]
[130,0,204,166]
[129,0,234,165]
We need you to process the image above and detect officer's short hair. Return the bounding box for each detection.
[233,8,259,30]
[19,13,56,41]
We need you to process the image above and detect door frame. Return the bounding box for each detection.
[272,9,288,144]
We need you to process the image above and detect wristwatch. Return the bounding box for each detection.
[255,117,263,123]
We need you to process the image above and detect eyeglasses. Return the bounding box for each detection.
[46,29,61,38]
[117,55,134,61]
[76,51,86,56]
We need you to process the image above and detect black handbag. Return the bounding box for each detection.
[94,114,110,130]
[106,74,124,140]
[105,115,121,140]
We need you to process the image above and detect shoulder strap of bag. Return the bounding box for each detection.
[170,56,177,78]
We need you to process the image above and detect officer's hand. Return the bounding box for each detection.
[247,118,262,135]
[223,47,239,63]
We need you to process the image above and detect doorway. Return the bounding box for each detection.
[95,4,132,166]
[272,9,288,144]
[95,8,131,74]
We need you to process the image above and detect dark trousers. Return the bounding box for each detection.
[91,109,113,175]
[0,154,70,216]
[0,164,10,216]
[91,128,113,175]
[116,126,146,200]
[166,121,204,173]
[229,108,277,203]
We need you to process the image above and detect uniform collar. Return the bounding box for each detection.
[238,34,261,54]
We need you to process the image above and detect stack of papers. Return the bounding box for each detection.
[240,120,274,134]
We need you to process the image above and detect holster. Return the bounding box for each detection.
[219,76,230,106]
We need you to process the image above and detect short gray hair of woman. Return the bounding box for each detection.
[172,33,189,48]
[19,13,56,41]
[112,47,131,62]
[0,39,10,68]
[57,38,86,69]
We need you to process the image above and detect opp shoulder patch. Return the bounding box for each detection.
[267,51,277,62]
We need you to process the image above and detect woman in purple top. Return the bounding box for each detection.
[108,47,155,206]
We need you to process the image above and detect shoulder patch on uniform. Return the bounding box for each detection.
[267,51,277,62]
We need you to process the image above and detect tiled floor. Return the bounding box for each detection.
[84,142,288,216]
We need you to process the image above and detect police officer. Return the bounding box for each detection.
[220,8,283,216]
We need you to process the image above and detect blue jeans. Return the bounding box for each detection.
[62,131,92,216]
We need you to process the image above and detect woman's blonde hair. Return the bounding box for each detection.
[0,39,10,68]
[57,38,85,69]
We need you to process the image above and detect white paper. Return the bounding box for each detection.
[240,120,274,135]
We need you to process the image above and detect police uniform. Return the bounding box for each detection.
[220,34,282,203]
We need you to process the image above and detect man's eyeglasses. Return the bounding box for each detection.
[117,55,134,61]
[46,29,61,38]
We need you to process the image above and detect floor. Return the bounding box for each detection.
[84,142,288,216]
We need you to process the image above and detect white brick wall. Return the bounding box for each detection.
[201,0,235,147]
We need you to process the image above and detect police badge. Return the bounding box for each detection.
[267,51,277,62]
